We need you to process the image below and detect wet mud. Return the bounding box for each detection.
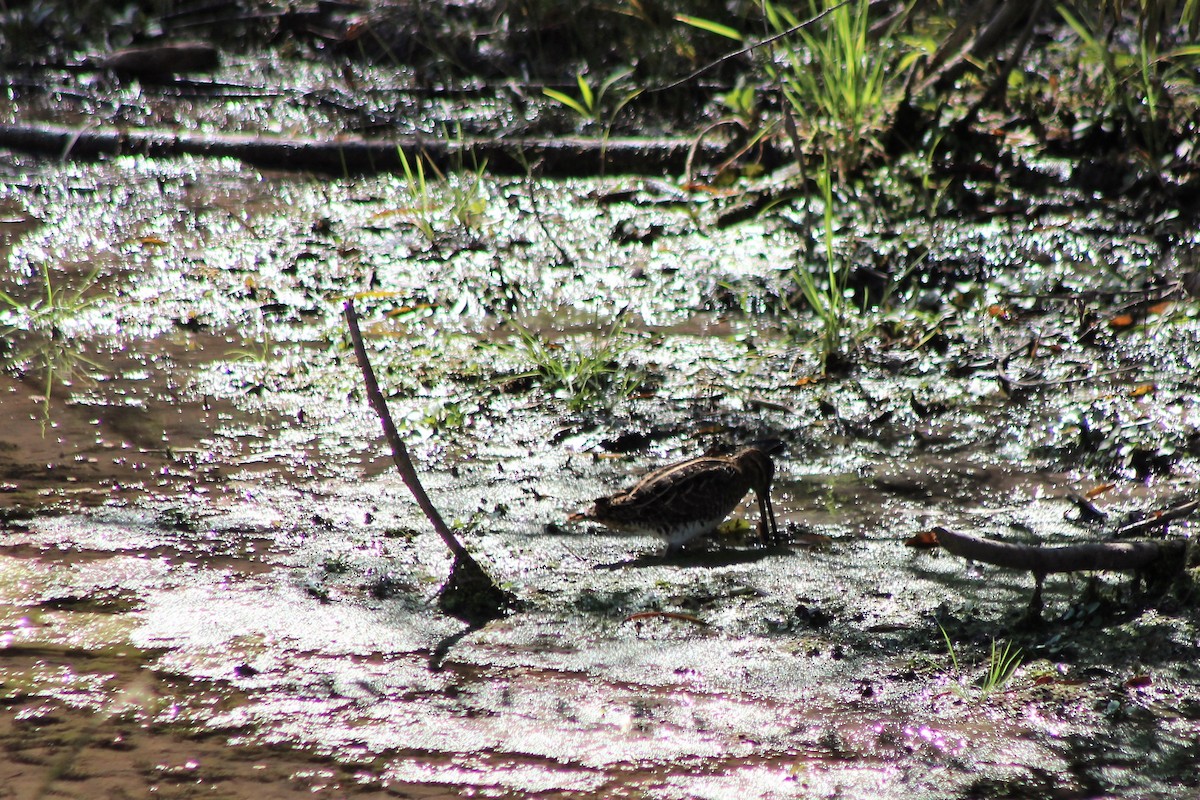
[0,152,1197,799]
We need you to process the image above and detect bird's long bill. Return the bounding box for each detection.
[756,487,779,545]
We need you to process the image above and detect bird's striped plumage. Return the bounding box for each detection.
[572,446,781,554]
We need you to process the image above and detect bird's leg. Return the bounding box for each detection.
[1021,571,1046,627]
[756,487,781,547]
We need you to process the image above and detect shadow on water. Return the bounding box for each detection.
[596,544,793,570]
[428,621,486,673]
[436,551,520,625]
[429,552,520,671]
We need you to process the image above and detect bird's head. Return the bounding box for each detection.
[734,446,775,491]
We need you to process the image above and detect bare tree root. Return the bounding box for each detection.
[918,0,1045,95]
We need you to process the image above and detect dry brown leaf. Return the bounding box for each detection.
[1084,482,1116,499]
[904,530,940,548]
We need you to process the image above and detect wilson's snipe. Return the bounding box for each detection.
[570,445,781,555]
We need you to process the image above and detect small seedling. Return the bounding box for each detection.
[720,79,759,128]
[227,321,277,366]
[940,626,1024,702]
[0,263,103,333]
[396,147,438,242]
[543,68,642,125]
[979,638,1024,697]
[763,0,898,170]
[0,264,107,431]
[787,154,855,371]
[391,131,491,241]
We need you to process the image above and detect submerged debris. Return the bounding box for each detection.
[94,42,220,79]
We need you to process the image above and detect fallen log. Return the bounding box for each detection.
[934,527,1186,574]
[94,43,220,79]
[932,526,1188,622]
[0,121,770,177]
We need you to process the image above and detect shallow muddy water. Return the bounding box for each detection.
[0,152,1198,799]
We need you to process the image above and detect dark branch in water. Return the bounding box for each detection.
[1116,499,1200,538]
[0,122,750,178]
[343,299,515,625]
[933,526,1188,623]
[344,299,468,561]
[934,527,1186,574]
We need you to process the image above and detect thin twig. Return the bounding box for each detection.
[650,0,853,92]
[1116,499,1200,538]
[525,168,573,266]
[623,611,710,627]
[343,298,469,561]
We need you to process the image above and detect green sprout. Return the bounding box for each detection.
[788,154,855,371]
[503,314,641,411]
[0,263,107,432]
[543,68,642,124]
[940,626,1024,702]
[764,0,898,170]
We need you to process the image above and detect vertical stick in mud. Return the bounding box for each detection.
[344,299,515,626]
[342,299,471,560]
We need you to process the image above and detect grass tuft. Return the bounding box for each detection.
[502,314,641,411]
[940,626,1024,702]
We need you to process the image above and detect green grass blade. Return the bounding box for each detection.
[576,73,595,114]
[543,88,590,117]
[676,14,743,40]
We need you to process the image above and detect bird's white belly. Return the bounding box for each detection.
[660,517,724,546]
